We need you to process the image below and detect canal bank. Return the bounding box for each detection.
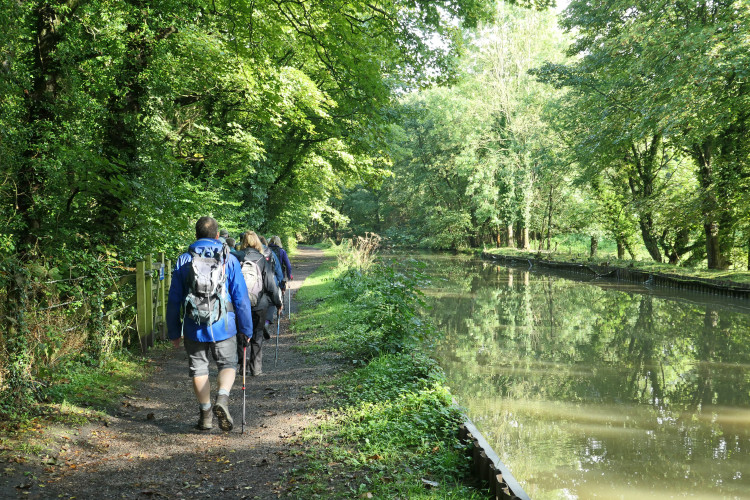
[482,250,750,299]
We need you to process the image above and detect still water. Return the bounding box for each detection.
[419,255,750,499]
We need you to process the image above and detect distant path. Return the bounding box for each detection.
[3,246,332,499]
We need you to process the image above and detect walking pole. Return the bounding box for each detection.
[287,286,291,320]
[241,344,247,435]
[274,308,281,367]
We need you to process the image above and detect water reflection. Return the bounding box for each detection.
[421,257,750,499]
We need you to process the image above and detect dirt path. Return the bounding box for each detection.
[2,246,333,499]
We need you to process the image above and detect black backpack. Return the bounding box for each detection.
[183,244,230,331]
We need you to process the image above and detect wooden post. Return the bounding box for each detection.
[136,260,148,352]
[152,270,160,342]
[145,254,154,348]
[158,252,167,340]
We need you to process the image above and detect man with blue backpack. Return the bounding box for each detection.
[167,216,254,432]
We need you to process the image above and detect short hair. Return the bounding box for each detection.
[196,217,218,239]
[270,235,282,247]
[225,237,236,248]
[219,229,229,238]
[240,231,263,252]
[259,235,268,245]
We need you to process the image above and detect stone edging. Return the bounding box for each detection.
[482,252,750,300]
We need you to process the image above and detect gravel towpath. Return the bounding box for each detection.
[2,246,333,500]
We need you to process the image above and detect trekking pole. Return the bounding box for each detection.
[287,286,291,320]
[274,308,281,367]
[241,345,247,435]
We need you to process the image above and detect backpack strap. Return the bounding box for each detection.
[220,243,230,330]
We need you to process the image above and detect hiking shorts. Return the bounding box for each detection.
[184,337,238,377]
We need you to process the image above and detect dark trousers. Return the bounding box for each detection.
[237,308,268,376]
[248,309,265,375]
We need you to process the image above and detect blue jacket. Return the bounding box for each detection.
[167,238,254,343]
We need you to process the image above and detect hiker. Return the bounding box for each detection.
[225,236,236,250]
[218,228,229,244]
[259,235,283,328]
[166,216,253,432]
[229,232,247,261]
[238,231,283,376]
[268,235,293,287]
[258,235,283,285]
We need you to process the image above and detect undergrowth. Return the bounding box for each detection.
[289,247,484,498]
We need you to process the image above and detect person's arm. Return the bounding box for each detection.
[166,254,189,346]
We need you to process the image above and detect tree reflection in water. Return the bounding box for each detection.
[418,256,750,499]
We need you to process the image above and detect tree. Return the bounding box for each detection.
[539,0,750,268]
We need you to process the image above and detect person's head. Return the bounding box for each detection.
[270,235,283,247]
[240,231,263,252]
[259,235,268,246]
[225,237,236,248]
[219,229,229,238]
[195,217,219,240]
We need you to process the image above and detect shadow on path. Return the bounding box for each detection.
[1,246,332,500]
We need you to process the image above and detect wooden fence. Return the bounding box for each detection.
[136,253,171,351]
[103,253,172,352]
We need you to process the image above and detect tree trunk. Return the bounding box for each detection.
[616,238,625,259]
[590,236,598,258]
[627,134,664,263]
[521,226,529,250]
[18,3,68,252]
[506,224,515,248]
[693,138,732,270]
[546,186,553,250]
[639,215,663,263]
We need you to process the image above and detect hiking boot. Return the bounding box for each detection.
[213,394,233,431]
[262,325,271,340]
[196,408,213,430]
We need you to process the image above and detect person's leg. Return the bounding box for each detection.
[184,338,213,430]
[265,304,276,324]
[192,374,210,404]
[249,314,265,375]
[211,336,238,431]
[217,367,235,392]
[249,336,264,375]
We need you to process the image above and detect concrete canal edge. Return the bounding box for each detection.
[456,405,531,500]
[482,252,750,299]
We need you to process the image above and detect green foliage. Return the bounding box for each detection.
[291,254,481,498]
[0,0,498,418]
[337,261,435,359]
[335,0,750,272]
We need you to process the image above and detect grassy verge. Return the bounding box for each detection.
[0,349,153,455]
[484,247,750,285]
[287,256,484,498]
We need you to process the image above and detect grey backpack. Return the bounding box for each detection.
[184,244,230,327]
[241,254,265,307]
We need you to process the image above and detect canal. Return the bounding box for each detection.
[417,254,750,499]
